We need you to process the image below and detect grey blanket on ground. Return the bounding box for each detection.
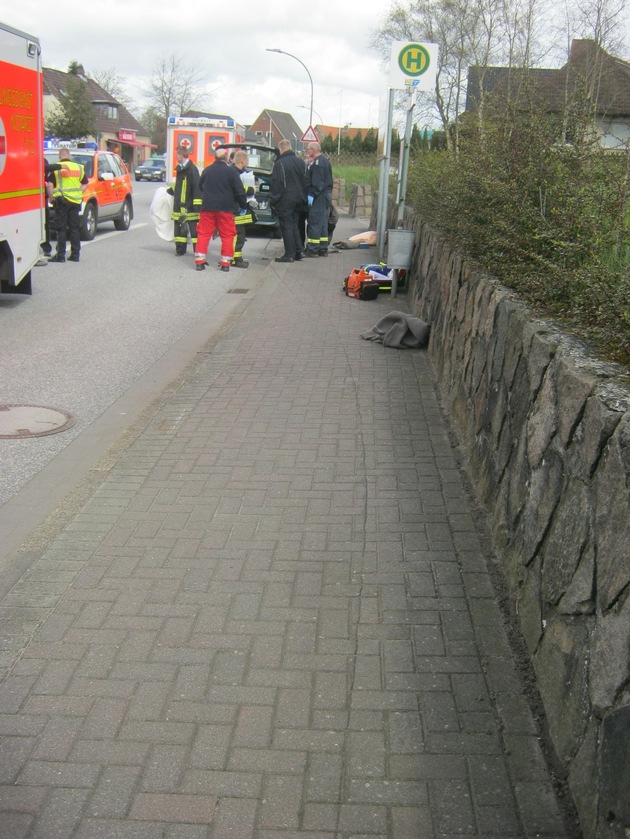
[361,310,431,348]
[331,239,361,249]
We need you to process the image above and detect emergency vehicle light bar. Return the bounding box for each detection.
[167,116,235,128]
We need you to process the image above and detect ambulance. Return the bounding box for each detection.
[0,21,45,295]
[165,115,246,178]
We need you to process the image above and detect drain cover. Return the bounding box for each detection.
[0,404,76,439]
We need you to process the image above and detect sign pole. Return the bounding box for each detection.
[376,88,395,262]
[397,87,415,224]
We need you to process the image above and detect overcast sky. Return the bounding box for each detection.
[6,2,396,134]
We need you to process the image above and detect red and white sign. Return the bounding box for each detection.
[301,126,318,143]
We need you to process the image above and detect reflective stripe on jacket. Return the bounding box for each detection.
[53,161,85,204]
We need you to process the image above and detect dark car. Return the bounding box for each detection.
[44,147,134,241]
[217,143,279,235]
[134,158,167,182]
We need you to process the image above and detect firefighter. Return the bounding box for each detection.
[305,141,333,257]
[167,146,201,256]
[195,148,247,272]
[230,149,259,268]
[48,148,88,263]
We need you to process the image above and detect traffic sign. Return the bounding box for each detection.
[389,41,438,91]
[301,126,318,142]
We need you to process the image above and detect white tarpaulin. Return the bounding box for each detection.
[150,187,174,242]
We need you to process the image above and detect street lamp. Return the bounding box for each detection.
[266,48,314,130]
[298,105,323,126]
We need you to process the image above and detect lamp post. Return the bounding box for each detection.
[266,48,314,130]
[298,105,323,127]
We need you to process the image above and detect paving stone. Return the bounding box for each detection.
[0,219,571,838]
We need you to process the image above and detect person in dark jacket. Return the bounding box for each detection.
[305,142,333,257]
[194,148,247,272]
[41,158,66,260]
[269,139,307,263]
[167,146,201,256]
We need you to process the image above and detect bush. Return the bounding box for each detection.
[407,101,630,365]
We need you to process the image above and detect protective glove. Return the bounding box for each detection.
[166,187,174,196]
[307,195,314,207]
[238,208,247,215]
[247,198,259,210]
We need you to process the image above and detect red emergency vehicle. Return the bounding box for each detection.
[0,21,45,295]
[165,115,246,177]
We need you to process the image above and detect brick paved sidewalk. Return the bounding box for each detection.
[0,217,573,838]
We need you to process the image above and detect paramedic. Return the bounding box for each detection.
[48,148,88,263]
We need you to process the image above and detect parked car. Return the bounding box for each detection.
[217,143,279,236]
[44,147,134,241]
[134,158,167,182]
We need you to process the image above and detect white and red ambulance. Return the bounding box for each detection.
[165,115,246,178]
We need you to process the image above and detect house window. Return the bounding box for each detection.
[96,102,119,120]
[600,121,629,149]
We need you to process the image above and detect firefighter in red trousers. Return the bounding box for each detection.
[194,148,247,272]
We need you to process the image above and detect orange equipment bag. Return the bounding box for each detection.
[343,268,380,300]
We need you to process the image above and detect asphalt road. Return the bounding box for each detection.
[0,182,279,507]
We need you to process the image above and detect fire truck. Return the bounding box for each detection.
[165,115,246,178]
[0,21,45,295]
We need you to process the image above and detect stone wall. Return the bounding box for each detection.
[403,213,630,839]
[332,178,346,208]
[348,184,373,218]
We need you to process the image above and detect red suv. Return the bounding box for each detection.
[44,147,134,240]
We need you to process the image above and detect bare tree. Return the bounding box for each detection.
[90,68,135,112]
[371,0,544,150]
[145,53,209,121]
[574,0,629,54]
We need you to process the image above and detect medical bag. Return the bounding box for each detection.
[343,268,380,300]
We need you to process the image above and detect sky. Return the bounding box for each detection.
[5,2,397,134]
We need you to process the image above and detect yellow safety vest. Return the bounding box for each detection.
[53,161,85,204]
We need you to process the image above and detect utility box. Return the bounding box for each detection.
[387,228,415,269]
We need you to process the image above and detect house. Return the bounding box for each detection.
[248,109,304,150]
[465,39,630,149]
[43,65,155,169]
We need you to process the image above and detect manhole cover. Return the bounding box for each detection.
[0,404,76,439]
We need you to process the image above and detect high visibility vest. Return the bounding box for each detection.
[53,161,85,204]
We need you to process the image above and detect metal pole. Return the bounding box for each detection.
[266,49,313,129]
[376,88,395,262]
[397,87,415,224]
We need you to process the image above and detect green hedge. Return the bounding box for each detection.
[407,104,630,366]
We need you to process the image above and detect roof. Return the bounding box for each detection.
[251,109,304,143]
[43,67,148,136]
[315,125,377,141]
[466,39,630,118]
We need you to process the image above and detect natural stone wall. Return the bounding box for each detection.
[348,183,373,218]
[332,178,346,208]
[403,212,630,839]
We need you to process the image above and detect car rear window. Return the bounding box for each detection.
[70,153,94,177]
